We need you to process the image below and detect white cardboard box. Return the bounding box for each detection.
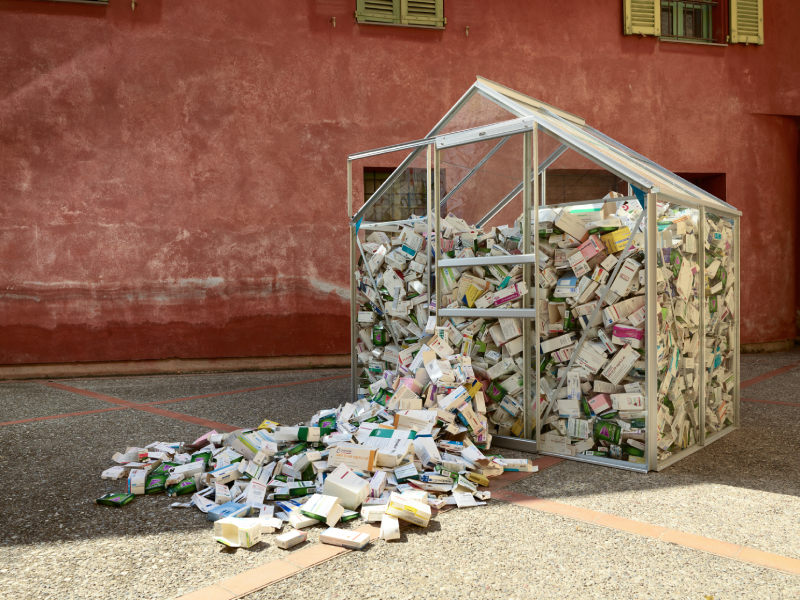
[127,469,147,495]
[213,517,262,548]
[323,463,370,510]
[385,492,432,527]
[328,443,377,471]
[320,527,371,550]
[380,514,401,541]
[275,530,307,550]
[300,494,344,526]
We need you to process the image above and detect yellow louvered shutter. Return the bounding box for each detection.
[730,0,763,44]
[623,0,661,36]
[401,0,445,27]
[356,0,400,24]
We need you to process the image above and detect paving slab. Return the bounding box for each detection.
[742,367,800,403]
[58,369,349,403]
[507,402,800,561]
[0,381,118,422]
[0,408,347,600]
[741,349,800,384]
[172,377,350,429]
[3,368,799,600]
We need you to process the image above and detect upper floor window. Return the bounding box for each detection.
[356,0,445,29]
[661,1,713,42]
[622,0,763,45]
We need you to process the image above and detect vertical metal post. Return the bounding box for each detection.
[434,148,442,327]
[541,168,546,207]
[733,215,741,428]
[522,130,532,439]
[645,193,658,472]
[426,144,432,324]
[348,160,358,402]
[698,206,707,446]
[532,126,541,445]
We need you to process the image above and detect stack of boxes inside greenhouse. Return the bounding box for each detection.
[355,211,537,448]
[702,212,736,437]
[354,193,735,466]
[535,196,651,464]
[652,205,702,461]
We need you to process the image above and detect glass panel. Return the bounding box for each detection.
[703,210,736,437]
[350,149,430,400]
[364,168,441,222]
[438,91,520,136]
[435,133,530,442]
[654,202,701,465]
[535,189,647,466]
[352,132,534,448]
[544,147,627,206]
[440,133,524,227]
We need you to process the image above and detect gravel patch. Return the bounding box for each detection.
[59,369,349,403]
[0,382,116,422]
[0,376,375,600]
[0,410,295,600]
[171,378,351,429]
[246,501,800,600]
[507,402,800,560]
[3,368,798,600]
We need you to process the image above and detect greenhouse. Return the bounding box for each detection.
[346,77,741,472]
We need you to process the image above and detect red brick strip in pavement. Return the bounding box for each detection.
[741,363,800,388]
[5,364,800,430]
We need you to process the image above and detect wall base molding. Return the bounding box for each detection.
[741,339,795,354]
[0,355,350,381]
[0,341,794,380]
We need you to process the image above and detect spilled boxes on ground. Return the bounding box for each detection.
[95,402,538,549]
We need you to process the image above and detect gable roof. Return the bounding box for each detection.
[350,78,738,225]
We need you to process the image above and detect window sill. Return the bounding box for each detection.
[659,37,727,47]
[26,0,108,4]
[357,21,445,31]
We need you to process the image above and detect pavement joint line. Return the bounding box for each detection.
[1,374,349,429]
[8,365,797,429]
[47,367,349,384]
[740,362,800,389]
[491,489,800,578]
[173,462,564,600]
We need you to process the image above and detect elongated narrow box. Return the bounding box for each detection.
[275,530,307,550]
[319,527,371,550]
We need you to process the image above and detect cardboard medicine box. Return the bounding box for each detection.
[323,463,370,510]
[385,492,432,527]
[319,527,371,550]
